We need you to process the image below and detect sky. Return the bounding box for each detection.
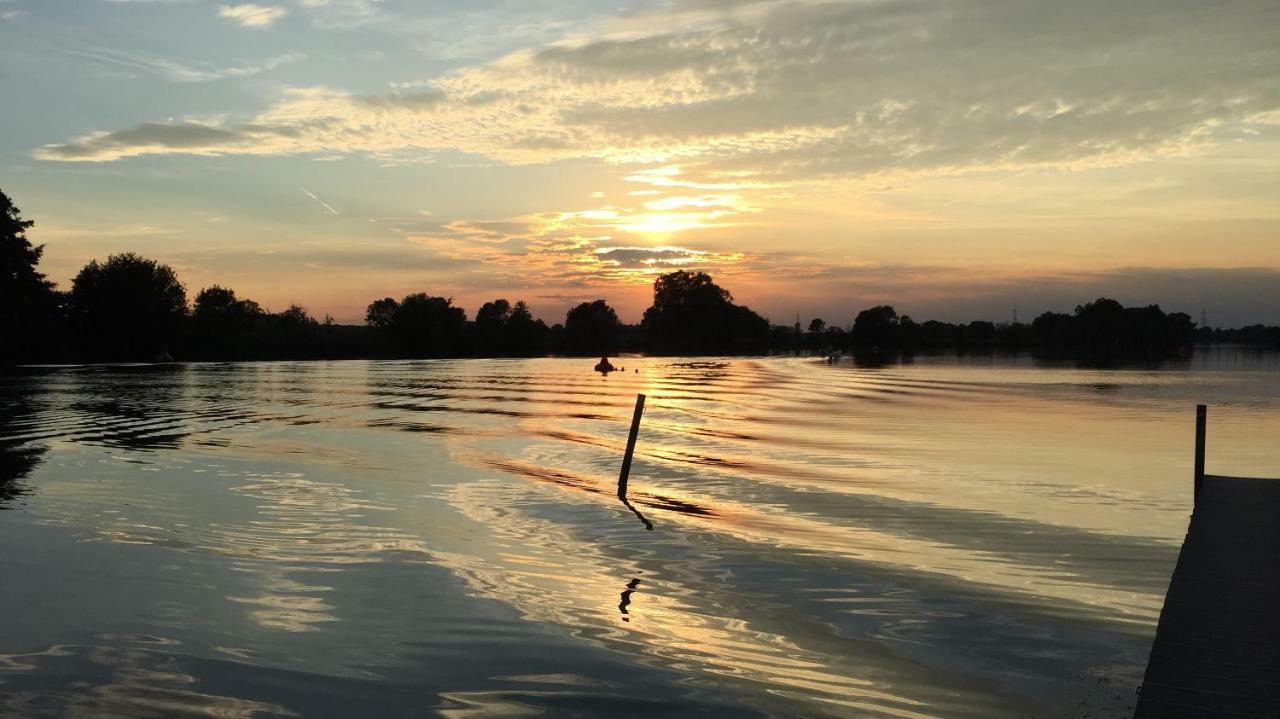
[1,0,1278,327]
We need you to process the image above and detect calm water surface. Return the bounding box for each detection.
[2,351,1279,717]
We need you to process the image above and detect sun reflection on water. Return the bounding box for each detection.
[5,356,1275,716]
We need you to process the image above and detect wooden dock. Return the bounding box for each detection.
[1135,406,1280,717]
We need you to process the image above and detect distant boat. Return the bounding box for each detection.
[155,350,174,363]
[594,355,616,374]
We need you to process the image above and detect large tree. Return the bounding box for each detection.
[471,298,547,355]
[68,252,187,361]
[852,305,900,349]
[365,297,400,331]
[474,299,513,354]
[504,300,548,356]
[368,293,467,357]
[641,271,768,354]
[0,189,58,364]
[189,285,264,359]
[564,299,619,355]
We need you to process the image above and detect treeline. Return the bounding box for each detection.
[3,189,772,362]
[360,294,641,358]
[0,247,657,363]
[776,300,1211,359]
[2,256,758,363]
[1195,324,1280,347]
[3,187,1278,365]
[828,300,1200,357]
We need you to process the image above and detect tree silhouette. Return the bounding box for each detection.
[475,299,513,354]
[68,253,187,361]
[1073,298,1126,355]
[189,285,263,359]
[504,300,548,356]
[565,299,619,355]
[1022,299,1197,360]
[1197,323,1280,348]
[641,270,769,354]
[0,189,58,365]
[897,315,918,348]
[266,304,321,356]
[852,305,899,349]
[366,293,467,357]
[963,320,996,344]
[365,298,399,330]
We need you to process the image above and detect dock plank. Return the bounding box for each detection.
[1136,475,1280,718]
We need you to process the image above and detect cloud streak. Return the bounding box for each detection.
[219,3,286,27]
[61,46,305,83]
[299,187,340,215]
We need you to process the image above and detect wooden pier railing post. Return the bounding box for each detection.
[1194,404,1207,503]
[618,393,646,499]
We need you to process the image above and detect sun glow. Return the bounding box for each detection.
[618,212,725,236]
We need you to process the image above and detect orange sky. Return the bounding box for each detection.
[4,0,1279,325]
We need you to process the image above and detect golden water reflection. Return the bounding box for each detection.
[4,355,1278,716]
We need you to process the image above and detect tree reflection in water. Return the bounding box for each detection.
[0,371,49,508]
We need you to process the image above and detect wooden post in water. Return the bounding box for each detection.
[1194,403,1207,504]
[618,393,646,499]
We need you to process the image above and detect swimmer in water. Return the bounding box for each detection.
[594,354,616,374]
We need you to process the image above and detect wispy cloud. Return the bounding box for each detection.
[294,0,385,29]
[219,3,286,28]
[299,187,340,215]
[61,46,305,83]
[594,246,717,269]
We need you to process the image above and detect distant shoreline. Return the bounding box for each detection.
[7,343,1278,373]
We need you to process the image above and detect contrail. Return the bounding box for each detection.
[300,187,340,215]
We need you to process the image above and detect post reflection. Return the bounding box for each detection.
[618,496,654,531]
[618,577,641,622]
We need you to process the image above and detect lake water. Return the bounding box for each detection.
[2,351,1279,718]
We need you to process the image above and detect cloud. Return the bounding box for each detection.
[623,166,756,191]
[219,3,286,27]
[642,194,746,211]
[61,46,305,83]
[595,246,719,268]
[36,122,268,161]
[433,219,536,243]
[34,0,1280,186]
[403,200,752,294]
[294,0,385,29]
[355,88,446,110]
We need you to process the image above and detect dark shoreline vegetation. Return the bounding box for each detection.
[4,187,1279,366]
